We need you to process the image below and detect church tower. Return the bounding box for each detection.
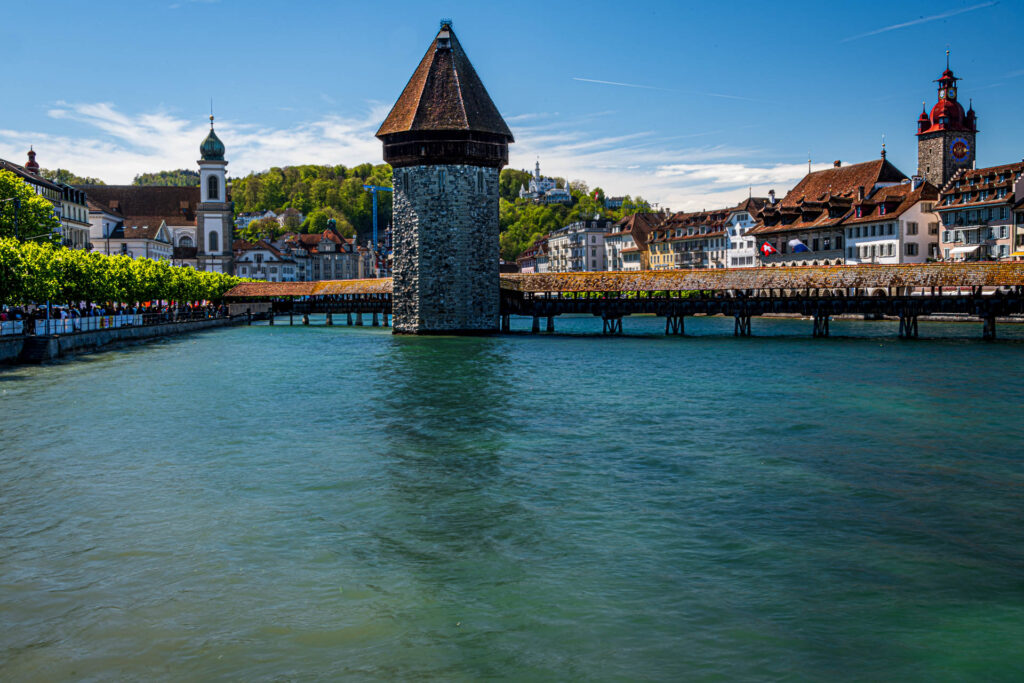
[197,115,234,273]
[917,56,977,189]
[376,21,514,334]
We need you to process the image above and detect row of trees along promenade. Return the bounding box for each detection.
[0,238,241,307]
[1,169,241,308]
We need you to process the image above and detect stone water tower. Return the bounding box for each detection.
[376,21,514,334]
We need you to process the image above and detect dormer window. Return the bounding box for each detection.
[855,206,862,218]
[879,204,886,215]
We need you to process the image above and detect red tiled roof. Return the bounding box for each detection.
[750,158,908,235]
[937,161,1024,210]
[86,197,122,216]
[844,181,939,224]
[79,185,200,227]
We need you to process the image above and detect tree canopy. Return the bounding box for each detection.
[230,163,392,239]
[0,170,61,242]
[133,169,200,186]
[0,237,241,305]
[39,168,105,185]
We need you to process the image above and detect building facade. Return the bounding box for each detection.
[843,179,940,264]
[234,240,298,281]
[546,219,611,272]
[937,162,1024,261]
[724,197,767,268]
[604,213,659,271]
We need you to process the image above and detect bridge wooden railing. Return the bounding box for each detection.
[224,263,1024,300]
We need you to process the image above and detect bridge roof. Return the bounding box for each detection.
[224,279,393,298]
[224,263,1024,298]
[501,263,1024,292]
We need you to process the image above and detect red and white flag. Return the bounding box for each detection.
[760,242,777,256]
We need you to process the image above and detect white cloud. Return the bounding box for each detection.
[0,101,389,184]
[1,100,816,212]
[508,119,814,212]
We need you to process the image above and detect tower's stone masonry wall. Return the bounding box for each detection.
[392,164,500,333]
[918,131,975,189]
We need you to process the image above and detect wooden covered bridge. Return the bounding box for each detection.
[223,262,1024,339]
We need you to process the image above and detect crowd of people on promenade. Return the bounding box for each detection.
[0,302,231,334]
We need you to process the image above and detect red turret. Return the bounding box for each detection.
[917,65,975,135]
[25,147,39,174]
[917,104,930,134]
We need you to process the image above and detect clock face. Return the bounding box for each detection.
[950,137,971,163]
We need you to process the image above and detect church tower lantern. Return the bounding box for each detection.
[917,54,977,188]
[376,21,514,334]
[197,114,234,273]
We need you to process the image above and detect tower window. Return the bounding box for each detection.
[209,231,219,252]
[402,171,409,194]
[477,169,484,193]
[438,169,446,193]
[207,176,218,201]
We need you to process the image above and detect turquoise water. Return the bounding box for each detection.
[2,316,1024,680]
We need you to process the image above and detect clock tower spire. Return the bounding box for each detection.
[916,55,977,188]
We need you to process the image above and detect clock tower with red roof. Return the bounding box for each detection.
[917,54,977,188]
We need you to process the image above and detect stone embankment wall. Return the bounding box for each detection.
[0,316,244,365]
[392,164,500,333]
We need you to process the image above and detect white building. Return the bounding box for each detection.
[519,159,571,204]
[87,197,174,260]
[546,219,611,272]
[843,179,940,264]
[235,240,298,281]
[724,197,768,268]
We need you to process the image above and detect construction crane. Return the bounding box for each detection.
[362,184,393,251]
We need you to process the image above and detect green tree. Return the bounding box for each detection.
[499,168,533,202]
[0,170,61,241]
[133,169,200,186]
[39,168,105,185]
[239,217,285,243]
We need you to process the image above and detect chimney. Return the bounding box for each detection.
[768,189,776,204]
[833,160,842,168]
[911,175,924,190]
[857,186,864,200]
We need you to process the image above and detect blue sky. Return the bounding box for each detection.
[3,0,1022,210]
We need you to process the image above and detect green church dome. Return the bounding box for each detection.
[200,116,225,161]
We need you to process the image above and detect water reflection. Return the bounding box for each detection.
[376,336,527,545]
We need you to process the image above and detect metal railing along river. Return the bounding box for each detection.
[0,310,231,337]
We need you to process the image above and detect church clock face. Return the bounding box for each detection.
[950,137,971,164]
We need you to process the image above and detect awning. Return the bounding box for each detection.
[949,245,982,256]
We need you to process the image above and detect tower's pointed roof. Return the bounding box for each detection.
[376,23,513,141]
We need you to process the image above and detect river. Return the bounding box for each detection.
[2,316,1023,679]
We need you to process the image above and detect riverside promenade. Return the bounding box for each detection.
[0,314,247,364]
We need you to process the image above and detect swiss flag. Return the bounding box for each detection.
[760,242,777,256]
